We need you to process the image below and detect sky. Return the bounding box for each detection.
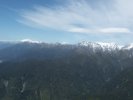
[0,0,133,44]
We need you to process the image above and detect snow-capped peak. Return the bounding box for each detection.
[21,39,42,44]
[97,42,119,49]
[78,41,122,50]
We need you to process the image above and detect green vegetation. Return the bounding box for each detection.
[0,43,133,100]
[0,52,133,100]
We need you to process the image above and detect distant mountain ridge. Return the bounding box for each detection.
[0,40,133,62]
[1,40,133,50]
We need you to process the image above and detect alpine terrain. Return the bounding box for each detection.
[0,41,133,100]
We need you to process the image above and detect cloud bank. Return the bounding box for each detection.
[19,0,133,34]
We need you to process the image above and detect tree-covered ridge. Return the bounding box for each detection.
[0,42,133,100]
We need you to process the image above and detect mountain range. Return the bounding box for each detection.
[0,40,133,100]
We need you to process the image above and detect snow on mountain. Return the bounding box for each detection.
[21,39,42,44]
[1,39,133,51]
[78,41,122,50]
[78,41,100,48]
[97,42,118,49]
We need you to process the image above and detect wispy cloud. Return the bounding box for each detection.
[68,27,131,34]
[19,0,133,34]
[99,28,131,33]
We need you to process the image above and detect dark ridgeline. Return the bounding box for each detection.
[0,42,133,100]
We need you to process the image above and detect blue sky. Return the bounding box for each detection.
[0,0,133,44]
